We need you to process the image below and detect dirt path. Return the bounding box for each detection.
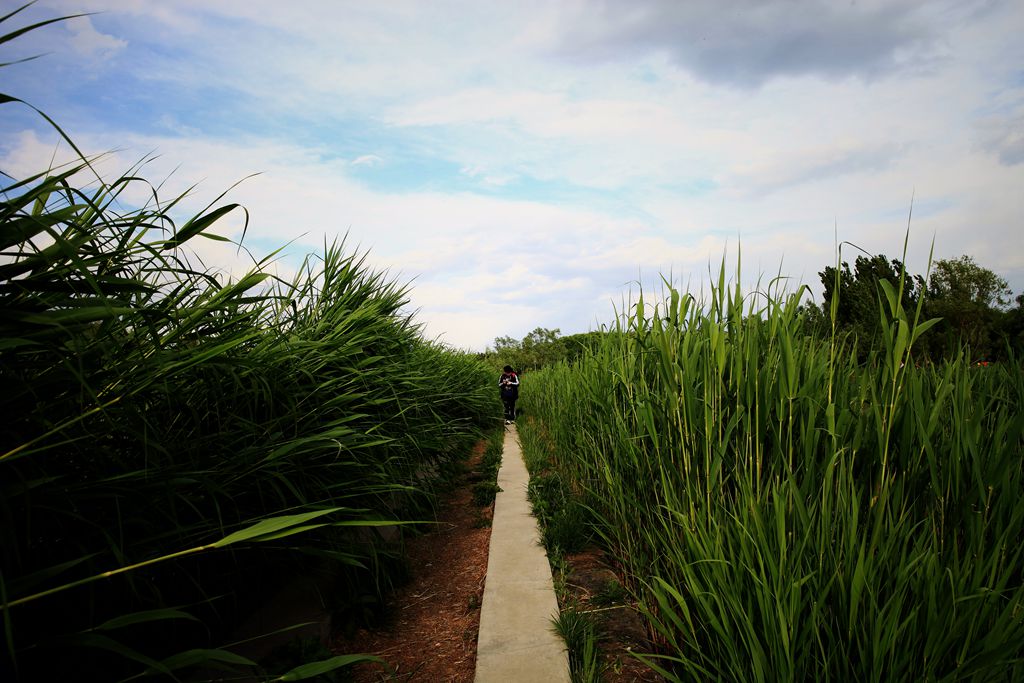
[330,435,663,682]
[333,442,492,682]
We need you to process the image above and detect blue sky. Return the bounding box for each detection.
[2,0,1023,350]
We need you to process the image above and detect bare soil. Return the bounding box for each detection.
[333,441,492,682]
[558,547,664,682]
[331,439,663,682]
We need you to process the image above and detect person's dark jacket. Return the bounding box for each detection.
[499,371,519,400]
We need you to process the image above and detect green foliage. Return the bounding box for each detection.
[819,252,925,351]
[815,249,1019,361]
[0,9,495,679]
[520,258,1024,681]
[920,255,1014,360]
[543,501,591,555]
[521,418,592,555]
[481,428,504,475]
[590,578,627,608]
[471,429,504,507]
[470,482,499,507]
[483,327,608,373]
[260,637,378,682]
[929,254,1012,308]
[1003,295,1024,352]
[551,603,605,683]
[527,471,591,555]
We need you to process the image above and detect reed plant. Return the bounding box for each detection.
[519,262,1024,681]
[0,9,496,679]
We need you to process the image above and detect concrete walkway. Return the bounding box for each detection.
[475,424,570,683]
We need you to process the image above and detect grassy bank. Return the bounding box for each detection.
[519,267,1024,681]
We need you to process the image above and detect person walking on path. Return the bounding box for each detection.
[498,365,519,424]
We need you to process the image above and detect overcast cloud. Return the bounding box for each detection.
[549,0,955,86]
[1,0,1022,350]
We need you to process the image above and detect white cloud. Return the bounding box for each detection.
[66,15,128,60]
[460,164,517,187]
[978,109,1024,166]
[8,0,1024,350]
[729,141,906,196]
[543,0,987,87]
[351,154,383,167]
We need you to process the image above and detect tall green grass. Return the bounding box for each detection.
[0,12,496,677]
[519,265,1024,681]
[0,160,496,680]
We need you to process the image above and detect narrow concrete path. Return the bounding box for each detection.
[475,424,570,683]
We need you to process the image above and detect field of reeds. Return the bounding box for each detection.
[0,16,497,676]
[0,158,497,679]
[519,266,1024,681]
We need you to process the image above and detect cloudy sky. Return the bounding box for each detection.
[3,0,1022,350]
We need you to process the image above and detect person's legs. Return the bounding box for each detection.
[502,398,515,422]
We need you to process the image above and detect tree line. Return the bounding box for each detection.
[803,253,1022,362]
[481,327,607,372]
[486,253,1021,371]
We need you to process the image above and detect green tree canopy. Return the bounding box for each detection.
[483,327,608,372]
[812,251,1018,361]
[922,256,1013,359]
[928,255,1011,308]
[819,254,924,348]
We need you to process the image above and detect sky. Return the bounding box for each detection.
[2,0,1022,350]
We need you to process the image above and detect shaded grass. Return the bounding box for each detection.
[551,601,606,683]
[0,9,497,679]
[471,429,504,508]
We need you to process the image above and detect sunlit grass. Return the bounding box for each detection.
[520,262,1024,681]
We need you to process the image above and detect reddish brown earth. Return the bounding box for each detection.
[333,442,492,682]
[332,439,663,682]
[558,547,664,682]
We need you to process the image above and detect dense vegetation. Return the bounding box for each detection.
[805,251,1022,362]
[482,327,607,373]
[0,9,496,680]
[8,7,1022,681]
[488,251,1022,375]
[519,264,1024,680]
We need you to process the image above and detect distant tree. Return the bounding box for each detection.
[1001,294,1024,358]
[519,327,563,370]
[493,335,520,353]
[923,256,1012,360]
[561,331,607,364]
[483,327,609,372]
[812,251,1016,361]
[487,334,524,373]
[522,327,561,351]
[797,300,829,338]
[483,327,560,372]
[819,254,924,350]
[928,255,1011,308]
